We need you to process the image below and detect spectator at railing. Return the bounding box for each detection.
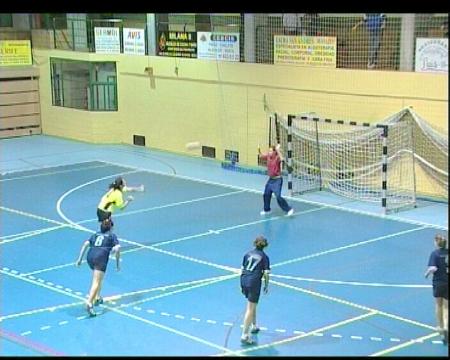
[353,13,386,69]
[282,13,301,35]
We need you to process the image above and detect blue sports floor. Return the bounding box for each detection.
[0,135,448,356]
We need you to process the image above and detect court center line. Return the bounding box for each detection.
[270,274,431,288]
[370,332,441,356]
[271,225,429,268]
[0,268,239,355]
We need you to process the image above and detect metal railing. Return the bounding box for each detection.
[37,14,449,73]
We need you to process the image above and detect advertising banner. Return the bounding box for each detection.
[157,31,197,58]
[123,28,145,55]
[94,27,120,54]
[274,35,336,68]
[0,40,32,66]
[415,38,448,73]
[197,32,240,61]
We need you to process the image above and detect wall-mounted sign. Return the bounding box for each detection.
[94,27,120,54]
[123,28,145,55]
[415,38,448,73]
[274,35,336,68]
[157,31,197,58]
[197,32,240,62]
[0,40,32,66]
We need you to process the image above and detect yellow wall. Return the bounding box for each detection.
[33,49,448,197]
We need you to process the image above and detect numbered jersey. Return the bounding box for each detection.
[428,248,448,284]
[241,249,270,284]
[87,231,119,261]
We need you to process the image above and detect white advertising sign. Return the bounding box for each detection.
[94,27,120,54]
[123,28,145,55]
[415,38,448,73]
[197,32,240,62]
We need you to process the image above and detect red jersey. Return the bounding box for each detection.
[260,152,281,177]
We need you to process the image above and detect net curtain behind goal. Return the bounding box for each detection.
[269,113,417,214]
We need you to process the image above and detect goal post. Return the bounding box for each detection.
[269,112,417,214]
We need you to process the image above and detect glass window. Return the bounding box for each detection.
[50,58,117,111]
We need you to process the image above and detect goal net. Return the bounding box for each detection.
[270,112,417,213]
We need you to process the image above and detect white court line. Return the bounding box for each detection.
[0,225,68,245]
[0,268,238,355]
[0,163,111,182]
[270,274,431,288]
[0,206,65,227]
[271,280,436,331]
[370,332,441,356]
[101,159,448,230]
[106,274,236,303]
[0,225,65,241]
[271,226,428,268]
[120,274,238,309]
[0,273,234,321]
[74,189,247,225]
[20,204,323,276]
[216,311,378,356]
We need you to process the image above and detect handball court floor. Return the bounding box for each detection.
[0,135,448,356]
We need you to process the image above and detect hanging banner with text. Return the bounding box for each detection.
[415,38,448,73]
[0,40,32,66]
[123,28,146,55]
[197,32,240,62]
[94,27,120,54]
[273,35,337,68]
[157,31,197,58]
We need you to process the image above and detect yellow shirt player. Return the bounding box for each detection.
[96,177,144,225]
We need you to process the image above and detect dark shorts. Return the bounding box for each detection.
[433,282,448,299]
[87,258,107,272]
[87,252,108,272]
[97,208,112,222]
[241,277,262,303]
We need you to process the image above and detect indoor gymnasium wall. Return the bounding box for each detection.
[33,49,447,198]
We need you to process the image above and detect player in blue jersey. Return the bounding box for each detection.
[240,236,270,345]
[425,233,448,345]
[76,218,121,317]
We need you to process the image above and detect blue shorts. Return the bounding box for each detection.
[87,254,108,272]
[240,276,262,303]
[433,282,448,299]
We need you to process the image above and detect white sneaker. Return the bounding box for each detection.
[240,336,254,345]
[260,210,271,216]
[286,208,294,217]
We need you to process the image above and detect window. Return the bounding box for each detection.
[0,14,13,28]
[50,58,117,111]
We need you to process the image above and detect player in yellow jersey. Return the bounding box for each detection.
[97,177,144,225]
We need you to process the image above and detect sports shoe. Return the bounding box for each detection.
[94,297,103,306]
[250,325,260,334]
[240,336,254,345]
[86,304,96,317]
[286,208,294,217]
[260,210,271,216]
